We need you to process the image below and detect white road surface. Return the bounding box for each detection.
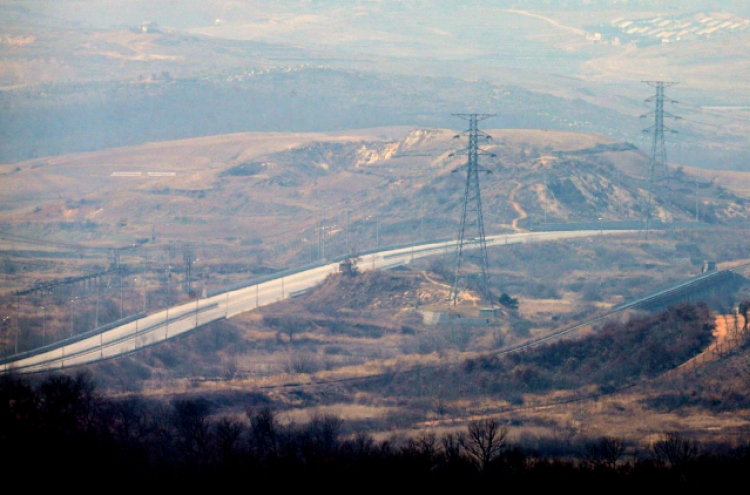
[1,230,633,373]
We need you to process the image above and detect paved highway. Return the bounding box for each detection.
[1,230,633,373]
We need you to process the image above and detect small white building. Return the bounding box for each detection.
[140,21,159,33]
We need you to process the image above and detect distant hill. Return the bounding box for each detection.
[1,127,749,278]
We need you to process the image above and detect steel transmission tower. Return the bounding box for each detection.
[641,81,680,231]
[449,114,496,306]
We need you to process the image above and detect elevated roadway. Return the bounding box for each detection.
[1,230,633,374]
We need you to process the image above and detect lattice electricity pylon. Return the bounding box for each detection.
[641,81,680,231]
[449,113,496,307]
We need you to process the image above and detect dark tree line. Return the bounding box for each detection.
[2,371,750,488]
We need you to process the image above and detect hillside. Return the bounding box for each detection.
[3,127,750,355]
[83,267,750,445]
[2,127,747,257]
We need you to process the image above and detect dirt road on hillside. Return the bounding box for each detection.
[505,9,586,36]
[677,314,745,372]
[509,182,528,232]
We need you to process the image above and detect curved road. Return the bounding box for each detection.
[1,230,633,373]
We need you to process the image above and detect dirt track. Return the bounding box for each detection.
[509,182,528,232]
[505,9,586,36]
[677,314,745,372]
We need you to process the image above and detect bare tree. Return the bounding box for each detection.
[447,325,472,352]
[171,398,214,463]
[214,416,245,462]
[441,432,463,465]
[652,431,700,467]
[223,355,239,380]
[264,315,306,343]
[460,418,508,472]
[407,431,438,461]
[38,372,101,436]
[583,436,625,469]
[303,413,343,457]
[350,431,375,459]
[248,407,278,458]
[106,395,152,447]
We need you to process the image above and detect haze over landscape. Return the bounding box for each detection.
[3,0,750,487]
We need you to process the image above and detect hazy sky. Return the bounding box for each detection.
[9,1,750,30]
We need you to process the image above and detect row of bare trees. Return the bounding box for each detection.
[0,372,741,486]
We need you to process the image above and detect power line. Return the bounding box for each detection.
[0,232,146,254]
[673,140,750,153]
[678,116,730,128]
[679,102,750,124]
[0,232,111,251]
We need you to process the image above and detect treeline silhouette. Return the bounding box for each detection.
[2,370,750,488]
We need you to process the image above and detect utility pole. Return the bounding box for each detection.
[134,281,140,336]
[316,213,321,260]
[15,295,20,354]
[543,174,548,224]
[322,211,326,260]
[419,193,425,240]
[95,277,100,328]
[695,180,699,222]
[2,317,10,358]
[69,297,75,338]
[345,210,350,255]
[183,244,193,294]
[41,305,46,346]
[316,212,327,261]
[618,169,623,218]
[166,242,171,337]
[449,113,496,307]
[120,273,124,319]
[641,81,680,233]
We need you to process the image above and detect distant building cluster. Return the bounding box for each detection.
[585,13,750,47]
[224,65,314,83]
[111,172,176,177]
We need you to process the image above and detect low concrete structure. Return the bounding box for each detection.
[702,260,717,273]
[420,310,498,327]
